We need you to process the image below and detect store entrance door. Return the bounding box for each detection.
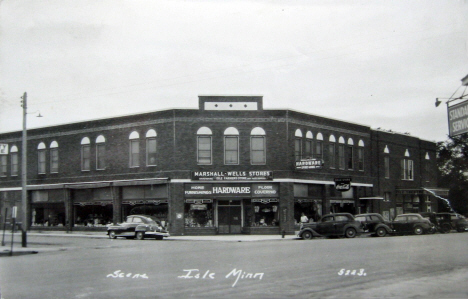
[218,202,242,234]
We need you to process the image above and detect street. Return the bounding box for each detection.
[1,233,468,298]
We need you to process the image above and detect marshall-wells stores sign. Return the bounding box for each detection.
[191,171,273,181]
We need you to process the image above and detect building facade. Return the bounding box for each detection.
[0,96,441,235]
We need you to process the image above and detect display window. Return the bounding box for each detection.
[184,200,213,227]
[294,200,322,224]
[74,203,113,227]
[31,203,66,227]
[247,199,279,227]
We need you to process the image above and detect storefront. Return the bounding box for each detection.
[30,189,67,228]
[72,186,113,228]
[184,181,280,235]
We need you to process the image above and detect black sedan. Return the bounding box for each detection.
[107,215,170,240]
[355,213,392,237]
[298,213,364,240]
[391,214,433,235]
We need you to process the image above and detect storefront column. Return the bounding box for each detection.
[64,189,72,232]
[112,186,122,223]
[170,183,185,236]
[324,185,332,215]
[279,182,295,235]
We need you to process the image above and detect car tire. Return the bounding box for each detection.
[301,231,313,240]
[135,231,145,240]
[109,231,117,239]
[155,235,163,240]
[345,228,357,238]
[440,223,451,234]
[376,227,387,237]
[413,226,424,235]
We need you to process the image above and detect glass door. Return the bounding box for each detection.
[217,200,242,234]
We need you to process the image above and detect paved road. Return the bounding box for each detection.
[1,233,467,298]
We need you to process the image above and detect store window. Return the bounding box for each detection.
[197,127,212,165]
[249,199,279,227]
[251,127,266,165]
[224,127,239,165]
[81,137,91,171]
[129,131,140,168]
[31,190,66,227]
[358,140,364,171]
[50,141,59,173]
[37,142,46,174]
[329,135,336,169]
[315,133,323,159]
[184,200,214,227]
[146,129,157,166]
[95,135,106,170]
[10,145,18,176]
[338,137,345,170]
[305,131,313,158]
[0,154,6,177]
[73,188,113,227]
[294,129,302,162]
[294,200,322,224]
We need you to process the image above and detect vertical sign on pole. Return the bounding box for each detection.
[10,206,17,256]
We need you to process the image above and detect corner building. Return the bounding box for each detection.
[0,96,441,235]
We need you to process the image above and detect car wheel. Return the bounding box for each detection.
[155,235,163,240]
[376,227,387,237]
[345,228,357,238]
[135,231,145,240]
[108,231,117,239]
[413,226,424,235]
[301,231,313,240]
[440,223,451,234]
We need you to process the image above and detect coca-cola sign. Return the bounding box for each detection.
[334,178,351,192]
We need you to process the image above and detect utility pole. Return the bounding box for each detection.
[21,92,28,247]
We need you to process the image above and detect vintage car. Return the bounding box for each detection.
[298,213,364,240]
[449,213,468,232]
[354,213,392,237]
[107,215,170,240]
[391,213,433,235]
[419,212,451,234]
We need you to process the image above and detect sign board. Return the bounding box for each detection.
[334,178,351,192]
[184,183,278,198]
[448,100,468,137]
[11,206,17,219]
[295,158,323,170]
[191,171,273,181]
[0,144,8,155]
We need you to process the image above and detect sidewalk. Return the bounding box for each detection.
[0,231,299,256]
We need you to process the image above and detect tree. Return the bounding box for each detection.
[437,133,468,215]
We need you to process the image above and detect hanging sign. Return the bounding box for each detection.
[295,158,323,170]
[334,178,351,192]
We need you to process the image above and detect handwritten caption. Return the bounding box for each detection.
[338,269,367,276]
[178,269,264,287]
[107,270,148,279]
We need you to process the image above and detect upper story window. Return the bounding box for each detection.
[37,142,47,174]
[81,137,91,171]
[251,127,266,165]
[129,131,140,168]
[401,149,413,181]
[0,151,7,177]
[224,127,239,165]
[329,135,336,169]
[96,135,106,170]
[50,141,59,173]
[357,140,364,171]
[10,145,18,176]
[347,138,354,170]
[425,152,431,181]
[146,129,157,166]
[294,129,302,162]
[315,133,323,159]
[338,136,345,170]
[197,127,212,165]
[305,131,313,159]
[384,145,390,179]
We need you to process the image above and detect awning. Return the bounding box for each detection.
[359,196,384,200]
[113,178,168,187]
[422,188,449,197]
[65,182,111,189]
[27,184,65,190]
[396,188,449,196]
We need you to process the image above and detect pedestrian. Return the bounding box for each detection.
[300,213,309,223]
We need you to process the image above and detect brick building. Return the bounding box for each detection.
[0,96,441,235]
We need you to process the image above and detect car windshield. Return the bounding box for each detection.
[394,216,405,222]
[147,216,162,226]
[355,216,366,222]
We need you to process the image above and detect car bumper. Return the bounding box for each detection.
[144,231,170,238]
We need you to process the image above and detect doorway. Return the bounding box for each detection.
[217,200,242,234]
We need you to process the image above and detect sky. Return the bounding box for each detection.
[1,0,467,143]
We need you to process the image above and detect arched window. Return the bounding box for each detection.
[146,129,157,166]
[384,145,390,179]
[10,145,19,176]
[338,137,345,170]
[129,131,140,167]
[96,135,106,170]
[81,137,91,171]
[0,145,10,177]
[37,142,47,174]
[251,127,266,165]
[315,133,323,159]
[294,129,302,162]
[357,140,364,171]
[197,127,212,165]
[224,127,239,165]
[402,149,413,180]
[305,131,313,159]
[50,141,59,173]
[329,135,336,169]
[347,138,354,170]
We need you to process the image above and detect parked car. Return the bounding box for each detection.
[448,213,468,232]
[107,215,170,240]
[298,213,364,240]
[354,213,392,237]
[391,214,433,235]
[419,212,451,234]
